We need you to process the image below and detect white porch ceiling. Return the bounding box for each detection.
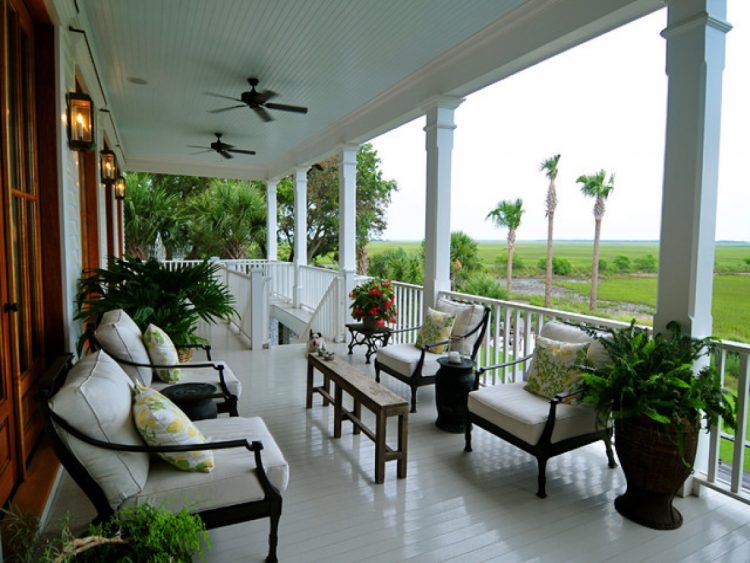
[74,0,662,180]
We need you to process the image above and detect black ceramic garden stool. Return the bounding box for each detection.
[434,356,475,433]
[162,382,219,421]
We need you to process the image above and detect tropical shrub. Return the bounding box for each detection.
[537,256,572,275]
[367,248,423,285]
[633,253,658,273]
[460,273,508,300]
[613,255,632,273]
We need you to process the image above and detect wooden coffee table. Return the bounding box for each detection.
[307,354,408,483]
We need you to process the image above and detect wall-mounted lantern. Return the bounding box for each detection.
[66,92,95,151]
[114,176,126,200]
[100,149,117,184]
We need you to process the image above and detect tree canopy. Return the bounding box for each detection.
[277,143,398,264]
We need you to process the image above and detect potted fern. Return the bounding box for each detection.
[76,257,236,356]
[582,321,736,530]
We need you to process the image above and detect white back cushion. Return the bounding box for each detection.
[95,309,153,385]
[50,351,149,509]
[539,320,611,369]
[436,298,485,356]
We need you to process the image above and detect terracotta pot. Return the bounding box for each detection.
[613,416,699,530]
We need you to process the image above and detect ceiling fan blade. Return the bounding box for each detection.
[265,102,308,114]
[189,149,213,155]
[204,92,243,102]
[253,106,274,122]
[256,89,278,103]
[227,148,256,155]
[208,105,245,114]
[218,150,234,159]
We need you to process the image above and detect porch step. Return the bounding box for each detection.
[270,300,313,338]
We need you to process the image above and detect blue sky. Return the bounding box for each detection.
[371,5,748,243]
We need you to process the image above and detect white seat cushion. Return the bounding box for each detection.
[123,416,289,512]
[468,382,601,445]
[50,351,149,509]
[95,309,153,386]
[436,298,485,356]
[376,344,441,378]
[150,361,242,398]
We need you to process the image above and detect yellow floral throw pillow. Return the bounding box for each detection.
[524,337,589,402]
[415,308,456,354]
[132,385,214,472]
[143,324,181,383]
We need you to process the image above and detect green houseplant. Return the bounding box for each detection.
[1,503,209,562]
[349,278,397,329]
[76,257,236,354]
[582,320,736,530]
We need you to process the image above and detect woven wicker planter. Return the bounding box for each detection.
[613,417,699,530]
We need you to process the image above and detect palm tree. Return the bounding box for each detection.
[540,154,561,307]
[577,170,615,311]
[486,198,524,293]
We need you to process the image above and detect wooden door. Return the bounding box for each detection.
[0,0,44,503]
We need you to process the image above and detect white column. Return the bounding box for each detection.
[423,97,462,312]
[655,0,730,339]
[656,0,730,495]
[265,179,278,261]
[293,167,308,308]
[339,145,358,329]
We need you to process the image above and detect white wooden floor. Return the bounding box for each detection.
[44,323,750,562]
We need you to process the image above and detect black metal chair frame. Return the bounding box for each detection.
[40,356,282,562]
[374,305,490,413]
[93,338,239,417]
[465,358,617,498]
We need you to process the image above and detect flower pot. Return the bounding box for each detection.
[613,417,699,530]
[362,316,378,331]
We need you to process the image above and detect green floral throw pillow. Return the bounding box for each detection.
[143,324,181,383]
[133,385,215,473]
[524,337,589,402]
[415,308,456,354]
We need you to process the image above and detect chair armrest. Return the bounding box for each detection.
[552,387,584,404]
[48,407,260,454]
[109,354,235,399]
[473,354,533,390]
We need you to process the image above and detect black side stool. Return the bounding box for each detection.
[434,357,475,433]
[162,382,220,420]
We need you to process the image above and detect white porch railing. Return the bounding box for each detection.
[304,276,345,342]
[266,261,295,301]
[223,267,254,343]
[299,265,339,311]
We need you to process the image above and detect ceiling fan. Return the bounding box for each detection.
[187,132,256,159]
[206,77,308,122]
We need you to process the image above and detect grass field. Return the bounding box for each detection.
[368,240,750,342]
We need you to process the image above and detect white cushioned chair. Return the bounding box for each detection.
[375,297,490,412]
[42,352,287,562]
[465,320,616,498]
[94,309,241,416]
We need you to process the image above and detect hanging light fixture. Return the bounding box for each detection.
[114,176,126,200]
[100,149,117,184]
[66,92,95,151]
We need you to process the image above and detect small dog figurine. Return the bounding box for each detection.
[306,330,325,357]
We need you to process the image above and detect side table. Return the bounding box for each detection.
[162,382,219,420]
[434,357,475,433]
[346,322,391,364]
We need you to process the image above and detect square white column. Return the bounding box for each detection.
[293,167,308,308]
[265,179,278,261]
[339,145,359,328]
[655,0,730,339]
[423,97,462,312]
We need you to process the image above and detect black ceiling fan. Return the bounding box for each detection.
[206,77,308,122]
[187,132,256,159]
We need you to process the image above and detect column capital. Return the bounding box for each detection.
[294,166,308,181]
[422,95,464,114]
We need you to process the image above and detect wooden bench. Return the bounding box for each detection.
[306,354,408,483]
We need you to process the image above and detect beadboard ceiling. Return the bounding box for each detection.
[76,0,661,180]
